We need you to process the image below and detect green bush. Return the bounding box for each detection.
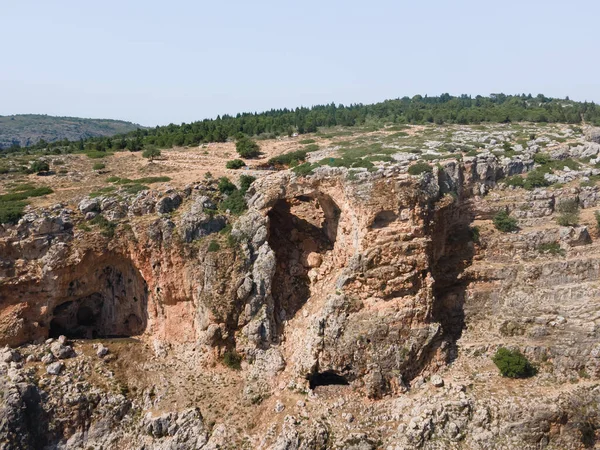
[268,149,308,166]
[556,199,579,226]
[492,347,536,378]
[0,201,27,225]
[470,226,480,244]
[493,210,518,232]
[235,135,260,158]
[207,240,220,252]
[92,163,105,171]
[524,169,550,190]
[222,350,242,370]
[218,177,237,194]
[30,160,50,174]
[537,241,565,256]
[534,153,551,165]
[504,175,525,188]
[220,190,247,215]
[226,159,245,169]
[239,175,256,194]
[142,147,161,161]
[299,139,316,144]
[292,162,318,176]
[595,211,600,230]
[408,162,432,176]
[89,214,117,238]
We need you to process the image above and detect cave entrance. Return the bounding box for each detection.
[268,194,340,336]
[48,262,148,339]
[307,370,349,390]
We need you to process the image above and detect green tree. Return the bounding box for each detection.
[492,347,536,378]
[142,147,161,161]
[236,135,260,158]
[30,160,50,174]
[226,159,245,169]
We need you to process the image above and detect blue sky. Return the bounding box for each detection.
[1,0,598,126]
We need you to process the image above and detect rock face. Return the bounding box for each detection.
[3,157,600,448]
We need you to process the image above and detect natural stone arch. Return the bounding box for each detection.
[266,192,341,337]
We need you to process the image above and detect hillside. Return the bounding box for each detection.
[0,114,143,149]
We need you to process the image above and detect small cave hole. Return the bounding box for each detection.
[371,210,398,229]
[308,371,349,390]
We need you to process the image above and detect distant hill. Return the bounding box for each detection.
[0,114,143,149]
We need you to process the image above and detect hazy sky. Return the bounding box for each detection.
[1,0,598,126]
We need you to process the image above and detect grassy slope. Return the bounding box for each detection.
[0,114,143,148]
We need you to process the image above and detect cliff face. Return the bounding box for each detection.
[3,151,600,449]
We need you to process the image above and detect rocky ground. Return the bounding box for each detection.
[2,124,600,449]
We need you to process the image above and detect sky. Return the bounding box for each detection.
[1,0,598,126]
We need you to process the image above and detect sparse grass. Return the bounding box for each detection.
[207,240,220,252]
[108,176,171,185]
[299,139,316,144]
[92,163,106,170]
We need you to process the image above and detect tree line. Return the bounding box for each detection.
[4,93,600,154]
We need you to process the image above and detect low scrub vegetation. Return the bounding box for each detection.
[556,199,579,226]
[226,159,245,169]
[0,184,54,224]
[537,241,565,256]
[408,162,432,175]
[493,210,518,232]
[222,350,242,370]
[492,347,536,378]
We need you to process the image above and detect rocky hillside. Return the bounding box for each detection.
[3,124,600,448]
[0,114,142,149]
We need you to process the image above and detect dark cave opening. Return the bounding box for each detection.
[308,370,350,390]
[48,262,148,339]
[267,194,340,336]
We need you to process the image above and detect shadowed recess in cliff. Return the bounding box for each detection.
[48,256,149,339]
[267,193,340,338]
[307,370,349,390]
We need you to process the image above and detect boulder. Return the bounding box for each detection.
[78,197,100,214]
[46,361,64,375]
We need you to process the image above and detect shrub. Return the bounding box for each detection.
[222,350,242,370]
[595,211,600,230]
[524,169,550,190]
[30,160,50,174]
[470,226,480,244]
[226,159,245,169]
[504,175,525,188]
[86,151,113,159]
[493,210,518,232]
[207,240,220,252]
[268,150,308,166]
[89,214,117,238]
[235,135,260,158]
[142,147,161,161]
[92,163,105,171]
[0,201,27,224]
[537,241,565,256]
[217,177,237,194]
[492,347,536,378]
[299,139,316,144]
[533,153,551,165]
[556,199,580,226]
[408,162,432,175]
[239,175,256,194]
[220,190,247,215]
[292,162,319,176]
